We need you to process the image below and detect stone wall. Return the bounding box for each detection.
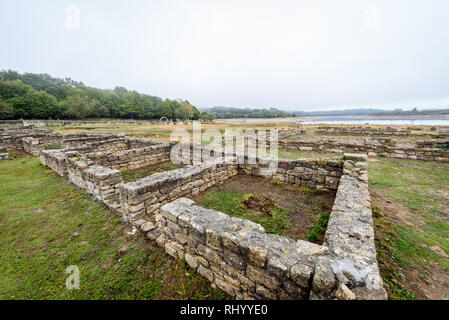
[65,156,123,213]
[280,137,449,162]
[154,153,386,300]
[155,198,329,299]
[0,119,173,128]
[310,154,387,300]
[0,120,24,127]
[313,125,449,138]
[0,126,60,151]
[238,156,343,190]
[120,159,239,223]
[33,130,387,300]
[77,142,172,170]
[40,149,73,177]
[0,145,7,160]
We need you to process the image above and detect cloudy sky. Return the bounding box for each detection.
[1,0,449,111]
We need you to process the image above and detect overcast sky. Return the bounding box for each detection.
[1,0,449,111]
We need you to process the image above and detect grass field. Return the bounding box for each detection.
[0,154,225,300]
[369,158,449,300]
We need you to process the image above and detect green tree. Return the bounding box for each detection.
[0,101,14,119]
[60,91,90,119]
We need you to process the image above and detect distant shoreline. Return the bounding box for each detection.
[215,115,449,125]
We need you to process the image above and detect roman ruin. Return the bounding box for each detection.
[2,124,448,300]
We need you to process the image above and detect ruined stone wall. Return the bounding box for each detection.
[278,127,307,138]
[315,126,416,136]
[280,138,449,162]
[238,156,343,190]
[22,135,64,156]
[65,156,123,212]
[0,119,165,128]
[416,139,449,149]
[62,135,129,153]
[154,154,386,300]
[37,131,387,299]
[0,126,60,151]
[0,145,7,160]
[0,120,25,127]
[119,159,239,223]
[79,143,172,170]
[155,198,329,299]
[40,149,73,177]
[310,154,387,300]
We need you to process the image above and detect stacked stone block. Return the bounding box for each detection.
[156,198,329,299]
[120,159,239,223]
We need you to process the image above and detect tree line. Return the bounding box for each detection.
[373,108,449,116]
[202,106,293,119]
[0,70,214,121]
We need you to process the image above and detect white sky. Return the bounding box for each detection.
[1,0,449,111]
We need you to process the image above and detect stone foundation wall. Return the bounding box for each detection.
[40,149,74,177]
[416,139,449,149]
[310,154,387,300]
[238,156,343,190]
[154,154,386,300]
[0,119,166,127]
[22,136,64,156]
[119,159,239,222]
[36,131,387,299]
[0,126,60,151]
[316,126,414,136]
[78,143,172,171]
[65,157,123,211]
[280,138,449,162]
[62,135,130,153]
[155,198,329,299]
[0,146,7,160]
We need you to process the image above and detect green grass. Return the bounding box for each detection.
[44,145,64,150]
[306,213,330,243]
[121,162,183,182]
[198,190,293,236]
[277,148,338,160]
[0,154,225,300]
[299,186,325,195]
[369,158,449,299]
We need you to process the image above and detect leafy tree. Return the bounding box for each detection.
[59,91,90,119]
[0,101,14,119]
[0,70,205,120]
[200,112,214,122]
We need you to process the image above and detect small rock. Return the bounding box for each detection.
[335,283,356,300]
[141,222,156,233]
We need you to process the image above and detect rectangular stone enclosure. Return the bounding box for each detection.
[1,127,387,300]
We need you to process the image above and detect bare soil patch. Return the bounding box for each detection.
[371,188,449,300]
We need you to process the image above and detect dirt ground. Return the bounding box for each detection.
[371,189,449,300]
[191,174,336,241]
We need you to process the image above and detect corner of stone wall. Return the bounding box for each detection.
[156,198,331,300]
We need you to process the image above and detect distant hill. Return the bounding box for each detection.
[373,108,449,116]
[203,106,449,119]
[292,108,387,117]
